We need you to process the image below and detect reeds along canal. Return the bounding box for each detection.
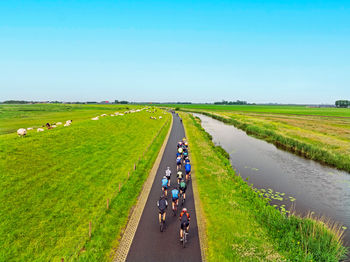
[193,113,350,247]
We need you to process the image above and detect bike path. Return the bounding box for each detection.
[126,113,202,262]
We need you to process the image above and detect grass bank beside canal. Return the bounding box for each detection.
[180,112,347,261]
[0,107,170,261]
[180,108,350,173]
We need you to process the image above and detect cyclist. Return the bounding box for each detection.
[157,195,168,225]
[161,176,168,196]
[183,148,189,161]
[176,156,182,171]
[165,167,171,187]
[185,162,191,181]
[177,141,182,149]
[177,170,184,184]
[179,179,187,203]
[184,156,190,164]
[179,208,190,242]
[171,187,180,214]
[178,146,183,155]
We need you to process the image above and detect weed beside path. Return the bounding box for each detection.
[180,112,347,261]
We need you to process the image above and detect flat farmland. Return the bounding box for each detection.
[173,105,350,172]
[0,105,170,261]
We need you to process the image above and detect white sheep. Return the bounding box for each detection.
[66,120,72,124]
[56,122,62,125]
[91,117,99,120]
[17,128,27,136]
[159,116,162,119]
[64,123,70,127]
[27,127,33,130]
[101,114,107,117]
[119,114,124,116]
[37,128,44,132]
[52,125,57,128]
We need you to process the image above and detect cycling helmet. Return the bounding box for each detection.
[163,176,167,179]
[182,208,187,212]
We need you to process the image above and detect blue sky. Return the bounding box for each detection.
[1,0,349,103]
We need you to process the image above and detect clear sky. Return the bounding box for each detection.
[1,0,349,103]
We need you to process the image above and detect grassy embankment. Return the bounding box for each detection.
[175,105,350,173]
[0,106,170,261]
[0,103,140,135]
[181,112,347,261]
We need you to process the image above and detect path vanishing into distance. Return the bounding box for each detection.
[116,113,202,262]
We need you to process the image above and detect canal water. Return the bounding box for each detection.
[194,113,350,247]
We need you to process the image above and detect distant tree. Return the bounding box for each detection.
[214,100,248,105]
[335,100,349,108]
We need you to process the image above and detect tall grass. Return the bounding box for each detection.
[181,112,347,261]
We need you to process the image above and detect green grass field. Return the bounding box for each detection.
[0,105,170,261]
[0,104,140,135]
[170,104,350,117]
[169,104,350,173]
[181,112,347,261]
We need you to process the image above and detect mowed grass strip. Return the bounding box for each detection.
[180,112,347,261]
[0,109,170,261]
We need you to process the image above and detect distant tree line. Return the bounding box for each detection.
[335,100,350,108]
[114,100,129,104]
[214,100,248,105]
[2,100,34,104]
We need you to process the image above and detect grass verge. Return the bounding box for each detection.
[181,112,347,261]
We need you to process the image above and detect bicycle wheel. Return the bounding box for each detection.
[160,220,164,232]
[182,230,186,248]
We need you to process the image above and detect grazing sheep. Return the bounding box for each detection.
[66,120,72,124]
[101,114,107,117]
[119,114,124,116]
[56,122,62,125]
[64,123,70,127]
[91,117,99,120]
[52,125,57,128]
[46,123,53,129]
[159,116,162,119]
[27,127,33,130]
[37,128,44,132]
[17,128,27,136]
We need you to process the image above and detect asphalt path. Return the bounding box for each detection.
[126,113,202,262]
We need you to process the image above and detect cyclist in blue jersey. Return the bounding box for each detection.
[184,157,190,164]
[161,176,168,196]
[176,156,182,171]
[185,162,191,181]
[171,187,180,214]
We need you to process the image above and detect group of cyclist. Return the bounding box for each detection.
[157,136,192,243]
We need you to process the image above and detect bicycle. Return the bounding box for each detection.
[172,200,178,216]
[181,228,189,248]
[160,216,165,232]
[179,191,185,206]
